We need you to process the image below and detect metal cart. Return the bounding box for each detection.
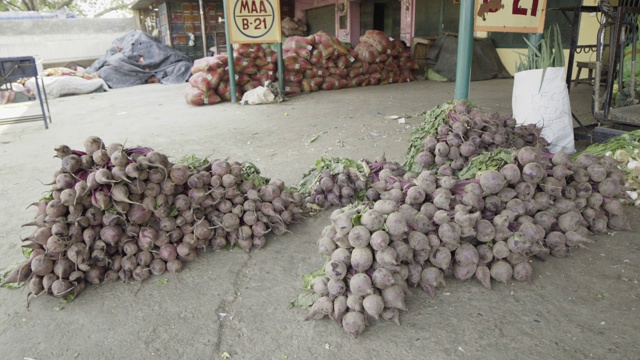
[591,1,639,141]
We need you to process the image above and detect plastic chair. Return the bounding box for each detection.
[0,56,52,129]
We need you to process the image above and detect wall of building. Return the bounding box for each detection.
[479,0,604,76]
[400,0,415,44]
[0,18,136,67]
[295,0,358,44]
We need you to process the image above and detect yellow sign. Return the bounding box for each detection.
[474,0,548,33]
[226,0,282,44]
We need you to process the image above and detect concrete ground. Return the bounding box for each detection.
[0,79,638,359]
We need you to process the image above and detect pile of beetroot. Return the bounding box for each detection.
[1,100,633,340]
[404,101,548,175]
[300,102,632,338]
[2,136,306,300]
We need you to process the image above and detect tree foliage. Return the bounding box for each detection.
[0,0,133,17]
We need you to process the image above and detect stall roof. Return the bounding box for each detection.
[129,0,158,10]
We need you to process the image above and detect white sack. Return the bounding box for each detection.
[512,67,576,154]
[25,76,109,99]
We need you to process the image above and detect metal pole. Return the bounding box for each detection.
[277,42,284,91]
[565,4,582,93]
[454,0,475,100]
[439,0,444,33]
[222,0,237,102]
[198,0,207,57]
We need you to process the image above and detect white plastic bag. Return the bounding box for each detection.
[512,67,575,154]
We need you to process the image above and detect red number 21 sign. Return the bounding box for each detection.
[474,0,548,33]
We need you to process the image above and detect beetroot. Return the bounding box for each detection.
[51,279,73,298]
[430,247,452,269]
[484,195,502,213]
[53,257,74,278]
[351,247,373,272]
[455,243,480,266]
[31,255,54,276]
[435,142,450,157]
[475,244,493,264]
[603,199,624,216]
[42,273,56,294]
[475,265,491,289]
[438,222,461,247]
[454,262,477,281]
[348,226,371,248]
[381,307,401,325]
[312,277,329,296]
[587,164,607,182]
[363,294,384,320]
[166,259,183,274]
[500,164,522,185]
[521,162,545,184]
[341,311,366,338]
[86,266,105,284]
[544,231,567,250]
[419,267,446,296]
[330,248,351,267]
[533,211,556,232]
[382,285,407,311]
[385,212,408,237]
[126,204,152,225]
[480,170,507,195]
[558,211,581,232]
[28,276,45,296]
[347,294,363,312]
[490,260,513,284]
[149,259,166,276]
[512,262,533,282]
[432,192,451,210]
[372,267,395,289]
[0,262,32,286]
[331,295,348,323]
[370,230,390,251]
[598,178,621,198]
[439,176,458,190]
[475,219,496,243]
[405,186,426,206]
[305,296,333,321]
[492,241,510,259]
[332,214,353,236]
[327,279,346,299]
[433,210,450,225]
[408,231,430,251]
[350,273,374,297]
[83,136,104,156]
[325,260,347,281]
[136,250,153,266]
[516,146,539,166]
[608,214,631,230]
[390,241,412,263]
[552,164,574,180]
[360,210,384,232]
[565,231,594,246]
